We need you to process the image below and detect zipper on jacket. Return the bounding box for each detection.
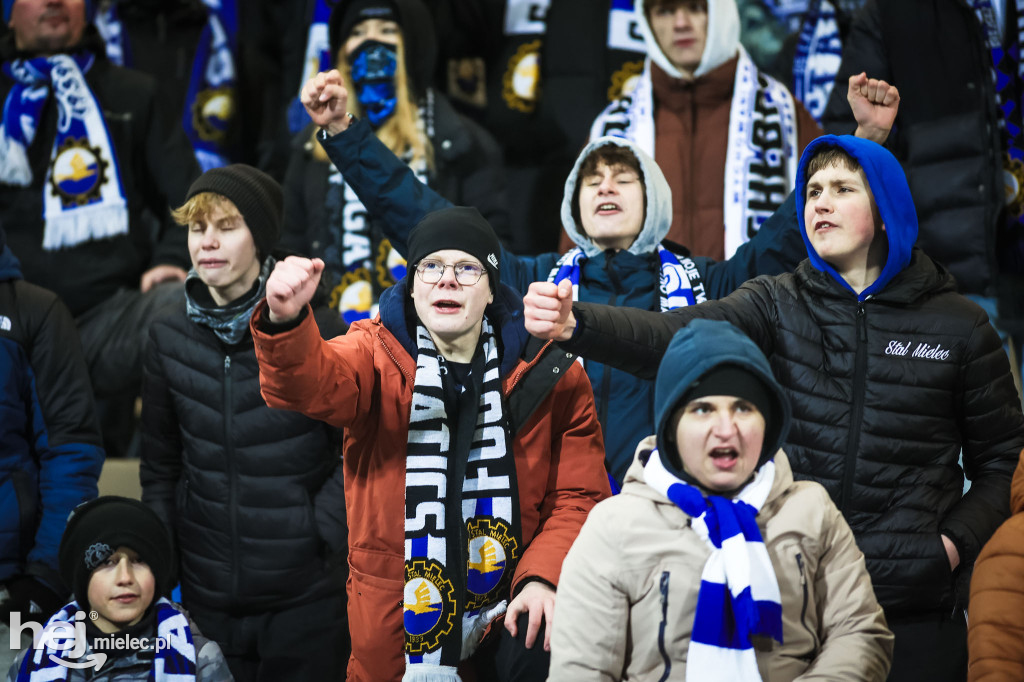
[657,570,672,682]
[598,253,623,429]
[223,355,240,601]
[795,552,810,637]
[840,303,869,513]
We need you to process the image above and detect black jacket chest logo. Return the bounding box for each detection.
[884,339,951,361]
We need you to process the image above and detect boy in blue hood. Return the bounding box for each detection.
[525,135,1024,681]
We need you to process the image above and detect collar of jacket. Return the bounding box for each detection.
[378,277,531,378]
[795,248,956,304]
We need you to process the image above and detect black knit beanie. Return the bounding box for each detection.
[331,0,398,57]
[407,206,500,293]
[681,365,774,430]
[59,497,175,610]
[185,164,282,259]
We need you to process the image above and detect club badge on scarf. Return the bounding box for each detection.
[404,319,522,675]
[643,449,782,682]
[185,0,239,171]
[0,53,129,250]
[18,597,198,681]
[548,243,706,314]
[349,39,398,127]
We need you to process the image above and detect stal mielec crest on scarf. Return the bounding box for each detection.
[48,137,109,208]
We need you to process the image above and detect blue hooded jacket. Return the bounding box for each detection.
[796,134,918,301]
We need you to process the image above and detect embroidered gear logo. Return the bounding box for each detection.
[83,542,113,570]
[403,559,456,654]
[465,517,520,611]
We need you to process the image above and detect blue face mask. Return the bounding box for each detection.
[348,39,398,128]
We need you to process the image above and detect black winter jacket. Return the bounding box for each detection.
[564,250,1024,617]
[0,29,200,317]
[139,302,344,613]
[821,0,1005,297]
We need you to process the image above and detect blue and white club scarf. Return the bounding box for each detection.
[94,2,130,67]
[792,0,843,124]
[18,597,198,681]
[547,243,706,316]
[0,53,129,250]
[288,0,334,134]
[184,0,239,171]
[404,318,521,680]
[349,39,398,128]
[643,449,783,681]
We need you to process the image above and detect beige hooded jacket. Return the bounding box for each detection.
[549,440,892,681]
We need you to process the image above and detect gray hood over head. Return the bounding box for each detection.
[636,0,740,80]
[560,136,673,258]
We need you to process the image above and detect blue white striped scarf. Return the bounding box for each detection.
[792,0,844,124]
[643,449,783,681]
[288,0,334,135]
[184,0,239,171]
[547,243,705,313]
[0,53,128,250]
[19,597,197,681]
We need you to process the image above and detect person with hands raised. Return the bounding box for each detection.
[283,0,509,327]
[252,206,609,682]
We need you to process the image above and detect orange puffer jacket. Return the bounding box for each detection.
[969,449,1024,681]
[250,283,610,682]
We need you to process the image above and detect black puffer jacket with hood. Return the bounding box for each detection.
[561,135,1024,617]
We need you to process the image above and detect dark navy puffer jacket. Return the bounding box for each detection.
[140,302,344,613]
[0,244,103,591]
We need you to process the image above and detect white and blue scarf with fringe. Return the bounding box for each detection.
[0,53,128,250]
[403,318,521,681]
[19,597,197,681]
[547,243,706,315]
[590,48,798,258]
[643,449,782,681]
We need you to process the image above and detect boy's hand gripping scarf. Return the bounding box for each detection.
[18,597,198,681]
[0,53,129,250]
[547,243,707,318]
[403,317,521,681]
[643,449,783,681]
[591,47,798,258]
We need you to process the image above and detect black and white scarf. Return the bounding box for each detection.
[403,318,521,680]
[590,48,799,258]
